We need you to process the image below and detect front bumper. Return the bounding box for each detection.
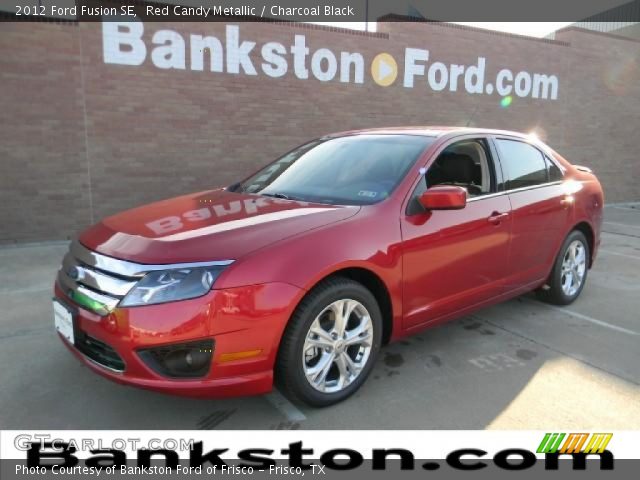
[53,281,303,398]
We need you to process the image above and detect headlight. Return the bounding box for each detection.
[120,266,226,307]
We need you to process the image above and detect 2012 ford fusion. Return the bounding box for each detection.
[53,127,603,406]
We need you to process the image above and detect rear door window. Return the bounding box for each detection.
[495,139,548,190]
[546,155,564,182]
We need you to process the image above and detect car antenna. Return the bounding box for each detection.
[466,103,480,127]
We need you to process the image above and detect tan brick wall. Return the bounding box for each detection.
[0,21,638,243]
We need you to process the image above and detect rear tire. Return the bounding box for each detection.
[536,230,589,305]
[275,277,382,407]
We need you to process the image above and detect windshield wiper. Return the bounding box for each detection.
[261,192,292,200]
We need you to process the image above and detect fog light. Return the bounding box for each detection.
[138,339,214,378]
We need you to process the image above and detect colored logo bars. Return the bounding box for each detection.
[537,433,613,454]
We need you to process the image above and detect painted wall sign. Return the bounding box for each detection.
[103,22,559,100]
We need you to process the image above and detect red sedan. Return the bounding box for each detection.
[53,127,603,406]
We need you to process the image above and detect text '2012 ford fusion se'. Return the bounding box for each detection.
[53,127,603,406]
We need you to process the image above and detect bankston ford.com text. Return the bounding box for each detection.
[103,23,559,100]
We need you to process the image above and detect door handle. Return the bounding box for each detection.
[488,212,509,224]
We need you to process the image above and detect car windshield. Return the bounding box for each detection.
[232,134,434,205]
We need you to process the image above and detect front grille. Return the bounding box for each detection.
[75,332,126,372]
[57,241,141,315]
[56,240,234,315]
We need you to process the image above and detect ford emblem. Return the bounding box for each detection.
[67,266,84,281]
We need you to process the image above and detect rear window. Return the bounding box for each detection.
[546,155,564,182]
[496,139,548,190]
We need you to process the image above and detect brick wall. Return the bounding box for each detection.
[0,20,638,243]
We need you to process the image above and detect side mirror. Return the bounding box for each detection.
[418,185,467,210]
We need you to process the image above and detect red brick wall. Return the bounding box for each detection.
[0,22,90,243]
[1,21,638,243]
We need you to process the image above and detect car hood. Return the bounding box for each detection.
[79,189,360,264]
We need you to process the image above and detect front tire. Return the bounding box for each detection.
[275,277,382,407]
[536,230,589,305]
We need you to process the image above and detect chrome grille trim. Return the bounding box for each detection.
[62,253,137,296]
[57,271,120,311]
[81,353,125,374]
[56,240,235,315]
[69,240,234,277]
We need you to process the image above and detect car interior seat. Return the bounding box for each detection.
[428,152,483,195]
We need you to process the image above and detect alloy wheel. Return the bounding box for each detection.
[302,299,373,393]
[560,239,587,296]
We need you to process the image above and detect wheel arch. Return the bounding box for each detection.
[328,267,394,345]
[296,267,395,345]
[572,221,595,267]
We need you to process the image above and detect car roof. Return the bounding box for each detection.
[328,126,532,140]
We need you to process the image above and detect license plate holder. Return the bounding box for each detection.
[53,298,76,345]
